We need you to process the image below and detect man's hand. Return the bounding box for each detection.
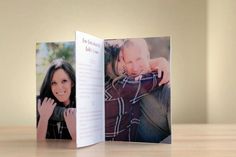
[149,57,170,86]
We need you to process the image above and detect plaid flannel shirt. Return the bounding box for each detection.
[105,72,162,141]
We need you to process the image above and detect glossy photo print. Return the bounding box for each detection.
[104,37,171,143]
[36,42,76,140]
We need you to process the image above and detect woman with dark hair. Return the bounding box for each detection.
[37,59,76,140]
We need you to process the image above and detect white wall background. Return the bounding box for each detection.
[2,0,233,126]
[207,0,236,123]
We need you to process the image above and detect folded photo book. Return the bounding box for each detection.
[36,31,171,148]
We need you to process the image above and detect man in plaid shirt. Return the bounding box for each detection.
[105,39,169,141]
[120,39,171,143]
[105,72,163,141]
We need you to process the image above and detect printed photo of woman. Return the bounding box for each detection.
[36,42,76,140]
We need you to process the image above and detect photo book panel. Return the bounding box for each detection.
[104,37,171,143]
[36,31,171,148]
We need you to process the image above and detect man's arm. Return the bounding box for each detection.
[114,72,163,104]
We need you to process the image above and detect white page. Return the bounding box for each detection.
[75,31,104,148]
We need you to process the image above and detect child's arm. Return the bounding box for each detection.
[149,57,170,86]
[115,71,163,104]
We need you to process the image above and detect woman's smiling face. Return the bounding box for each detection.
[51,68,72,105]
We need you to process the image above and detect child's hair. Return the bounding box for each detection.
[104,42,122,78]
[104,42,126,91]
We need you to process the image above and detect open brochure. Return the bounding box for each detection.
[36,31,171,148]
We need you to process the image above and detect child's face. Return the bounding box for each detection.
[51,68,72,105]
